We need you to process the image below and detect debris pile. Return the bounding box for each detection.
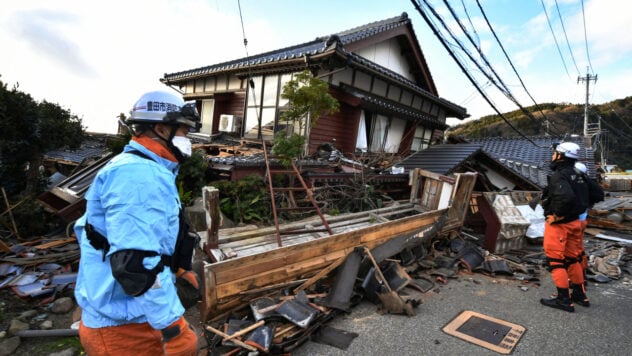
[199,235,519,354]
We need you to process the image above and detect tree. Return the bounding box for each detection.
[0,77,85,197]
[271,70,339,165]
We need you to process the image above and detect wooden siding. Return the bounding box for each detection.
[309,102,360,155]
[211,92,246,134]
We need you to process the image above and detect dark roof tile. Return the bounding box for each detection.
[163,14,411,82]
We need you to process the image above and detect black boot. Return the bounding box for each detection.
[571,283,590,307]
[541,287,575,312]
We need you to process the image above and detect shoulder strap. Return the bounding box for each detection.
[126,149,154,162]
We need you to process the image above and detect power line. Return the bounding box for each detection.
[580,0,595,74]
[237,0,262,139]
[608,109,632,134]
[554,0,580,76]
[599,116,632,141]
[442,0,541,130]
[459,0,480,49]
[410,0,541,146]
[540,0,571,79]
[474,0,559,135]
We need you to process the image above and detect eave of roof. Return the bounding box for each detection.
[162,14,413,83]
[341,51,467,118]
[396,143,483,175]
[339,84,448,129]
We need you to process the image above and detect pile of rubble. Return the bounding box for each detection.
[0,225,630,355]
[198,233,631,354]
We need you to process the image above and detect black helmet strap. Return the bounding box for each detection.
[150,124,187,163]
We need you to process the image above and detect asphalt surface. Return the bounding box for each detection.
[293,263,632,355]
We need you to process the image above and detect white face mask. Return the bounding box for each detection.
[171,136,192,157]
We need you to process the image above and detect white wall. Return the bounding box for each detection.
[355,37,414,81]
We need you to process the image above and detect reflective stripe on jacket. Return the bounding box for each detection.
[74,140,184,330]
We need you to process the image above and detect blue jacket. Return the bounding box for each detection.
[74,140,184,330]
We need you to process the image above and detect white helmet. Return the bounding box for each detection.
[575,162,587,174]
[555,142,580,159]
[127,90,200,131]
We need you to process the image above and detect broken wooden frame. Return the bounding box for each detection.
[197,170,477,322]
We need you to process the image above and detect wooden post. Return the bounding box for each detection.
[203,186,220,249]
[1,187,21,240]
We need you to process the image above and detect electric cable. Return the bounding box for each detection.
[554,0,580,76]
[540,0,571,78]
[237,0,262,139]
[443,0,541,130]
[580,0,595,74]
[459,0,480,49]
[475,0,559,135]
[599,116,632,141]
[609,109,632,133]
[410,0,541,146]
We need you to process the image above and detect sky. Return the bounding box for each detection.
[1,0,630,134]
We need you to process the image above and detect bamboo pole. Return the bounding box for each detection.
[1,187,20,240]
[204,325,257,352]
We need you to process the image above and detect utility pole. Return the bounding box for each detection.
[578,67,597,147]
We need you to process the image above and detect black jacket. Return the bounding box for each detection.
[542,159,589,223]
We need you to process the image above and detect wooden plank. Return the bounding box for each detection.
[210,208,444,278]
[409,169,421,203]
[0,239,11,253]
[293,255,347,294]
[199,264,217,324]
[203,186,220,249]
[211,210,444,297]
[213,232,362,285]
[216,203,415,243]
[212,212,433,284]
[215,249,350,299]
[223,216,376,255]
[34,237,76,250]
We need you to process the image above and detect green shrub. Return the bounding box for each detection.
[211,174,270,224]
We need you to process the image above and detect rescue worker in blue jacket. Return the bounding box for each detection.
[74,91,201,355]
[540,142,590,312]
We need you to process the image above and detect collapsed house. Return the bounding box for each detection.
[6,11,630,354]
[190,169,477,353]
[160,12,468,177]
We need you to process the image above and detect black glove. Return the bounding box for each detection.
[175,269,201,309]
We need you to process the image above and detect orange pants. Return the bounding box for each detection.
[543,219,584,288]
[79,321,164,355]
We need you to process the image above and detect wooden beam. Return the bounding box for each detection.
[203,186,220,250]
[293,254,347,294]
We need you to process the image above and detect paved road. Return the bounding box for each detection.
[294,271,632,356]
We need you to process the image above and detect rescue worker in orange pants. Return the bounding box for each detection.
[540,142,590,312]
[74,91,202,355]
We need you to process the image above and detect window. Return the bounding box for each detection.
[370,114,388,152]
[200,99,214,134]
[384,118,405,153]
[411,125,433,152]
[360,111,406,153]
[244,74,295,139]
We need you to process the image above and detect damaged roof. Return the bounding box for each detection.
[44,139,109,165]
[396,143,484,175]
[468,136,596,187]
[395,143,541,190]
[161,13,467,119]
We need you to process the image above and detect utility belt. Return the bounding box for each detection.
[85,207,199,274]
